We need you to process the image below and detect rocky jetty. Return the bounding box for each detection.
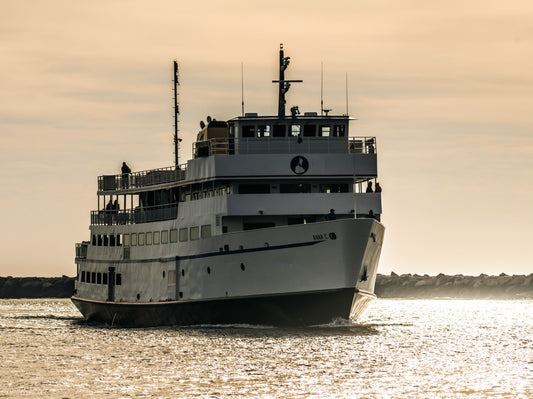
[0,274,532,299]
[375,273,533,299]
[0,276,74,299]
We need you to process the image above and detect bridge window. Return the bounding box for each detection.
[242,125,254,138]
[319,125,330,137]
[257,125,271,137]
[131,233,137,246]
[153,231,160,245]
[333,125,345,137]
[138,232,145,246]
[303,125,316,137]
[320,183,349,193]
[123,234,130,247]
[273,124,286,137]
[179,228,188,242]
[146,232,152,245]
[290,124,301,137]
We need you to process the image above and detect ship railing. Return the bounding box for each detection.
[75,241,89,261]
[91,203,178,226]
[98,165,187,192]
[193,136,377,157]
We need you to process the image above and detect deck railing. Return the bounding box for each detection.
[75,241,88,261]
[98,165,186,192]
[193,136,377,157]
[91,203,178,226]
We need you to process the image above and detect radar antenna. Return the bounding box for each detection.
[272,44,302,117]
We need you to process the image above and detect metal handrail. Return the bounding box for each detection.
[193,136,377,157]
[98,164,187,192]
[91,203,179,226]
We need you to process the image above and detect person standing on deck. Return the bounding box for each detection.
[121,162,131,188]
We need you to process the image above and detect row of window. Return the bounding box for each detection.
[81,271,122,285]
[92,225,213,247]
[239,124,346,138]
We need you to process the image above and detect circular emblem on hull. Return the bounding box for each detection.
[290,156,309,174]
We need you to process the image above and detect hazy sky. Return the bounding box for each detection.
[1,0,532,277]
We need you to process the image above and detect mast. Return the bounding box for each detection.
[272,44,302,117]
[173,61,180,167]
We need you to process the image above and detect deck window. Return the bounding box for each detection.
[116,273,122,285]
[91,272,96,284]
[97,273,102,284]
[170,229,178,243]
[280,183,311,193]
[103,273,108,285]
[103,235,109,246]
[190,226,200,241]
[273,124,286,137]
[290,124,301,137]
[161,230,169,244]
[319,125,330,137]
[123,234,130,247]
[81,271,86,282]
[303,124,316,137]
[201,225,212,239]
[238,184,270,194]
[320,183,349,193]
[131,233,137,246]
[242,125,255,138]
[257,125,271,137]
[146,232,152,245]
[168,270,176,284]
[179,228,188,242]
[153,231,160,245]
[138,232,145,246]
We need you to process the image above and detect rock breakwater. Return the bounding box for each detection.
[1,274,532,299]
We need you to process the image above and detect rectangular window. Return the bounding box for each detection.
[161,230,169,244]
[168,270,176,284]
[138,232,144,246]
[303,124,316,137]
[242,125,255,138]
[238,184,270,194]
[179,228,188,242]
[257,125,271,137]
[97,235,102,246]
[103,273,108,285]
[201,224,211,239]
[153,231,160,245]
[123,234,131,247]
[333,124,345,137]
[273,124,286,137]
[146,232,152,245]
[319,125,330,137]
[116,235,121,246]
[91,272,96,284]
[110,235,116,247]
[81,271,86,282]
[170,229,178,243]
[103,235,109,246]
[131,233,137,246]
[116,273,122,286]
[280,183,311,193]
[97,273,102,284]
[190,226,200,241]
[290,125,301,137]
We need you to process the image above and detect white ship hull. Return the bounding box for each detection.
[72,218,384,326]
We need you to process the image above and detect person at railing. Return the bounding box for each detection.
[366,181,373,193]
[121,162,131,188]
[325,209,336,221]
[375,182,382,193]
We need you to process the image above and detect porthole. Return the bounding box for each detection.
[136,293,140,300]
[329,232,337,240]
[240,263,245,271]
[179,292,183,298]
[163,271,166,278]
[181,269,185,277]
[207,267,211,274]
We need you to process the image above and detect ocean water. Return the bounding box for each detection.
[0,299,531,398]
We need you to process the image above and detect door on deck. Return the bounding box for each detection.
[108,266,115,301]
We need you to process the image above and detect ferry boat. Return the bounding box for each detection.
[71,46,385,326]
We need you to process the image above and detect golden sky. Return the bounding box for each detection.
[1,0,532,276]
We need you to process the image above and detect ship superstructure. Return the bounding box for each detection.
[72,46,384,326]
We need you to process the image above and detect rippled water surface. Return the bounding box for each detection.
[0,299,531,398]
